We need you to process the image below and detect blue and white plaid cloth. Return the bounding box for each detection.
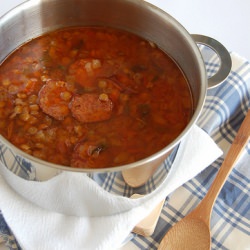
[0,46,249,250]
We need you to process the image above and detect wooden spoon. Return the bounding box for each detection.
[158,109,250,250]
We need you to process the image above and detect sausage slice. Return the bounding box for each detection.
[38,80,73,120]
[70,93,113,123]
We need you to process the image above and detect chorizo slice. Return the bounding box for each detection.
[38,80,73,120]
[68,59,102,89]
[70,93,113,123]
[71,139,107,168]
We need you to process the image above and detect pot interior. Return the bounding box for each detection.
[0,0,206,172]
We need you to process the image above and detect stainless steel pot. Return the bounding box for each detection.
[0,0,231,179]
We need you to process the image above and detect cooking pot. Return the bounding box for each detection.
[0,0,231,180]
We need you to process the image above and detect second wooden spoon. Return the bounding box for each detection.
[158,109,250,250]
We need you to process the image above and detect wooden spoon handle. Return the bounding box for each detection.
[196,109,250,217]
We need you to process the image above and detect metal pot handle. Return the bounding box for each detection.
[192,34,232,89]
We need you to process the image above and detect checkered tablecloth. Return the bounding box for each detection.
[0,45,249,250]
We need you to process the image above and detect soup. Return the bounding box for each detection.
[0,27,193,169]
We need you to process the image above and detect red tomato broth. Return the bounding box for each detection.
[0,27,193,169]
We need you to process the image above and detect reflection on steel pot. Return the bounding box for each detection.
[0,0,231,179]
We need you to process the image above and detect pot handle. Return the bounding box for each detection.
[191,34,232,89]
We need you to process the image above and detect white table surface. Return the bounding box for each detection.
[0,1,249,250]
[1,0,250,61]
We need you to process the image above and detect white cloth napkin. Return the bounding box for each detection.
[0,125,222,250]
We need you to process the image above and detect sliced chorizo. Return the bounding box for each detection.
[70,93,113,123]
[38,80,73,120]
[68,59,102,89]
[71,139,108,168]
